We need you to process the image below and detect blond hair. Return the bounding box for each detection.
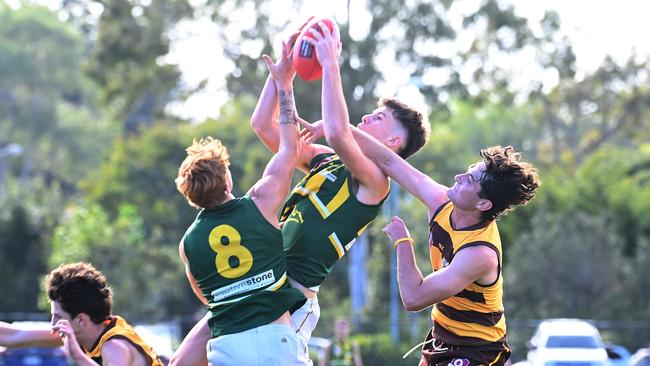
[175,137,230,209]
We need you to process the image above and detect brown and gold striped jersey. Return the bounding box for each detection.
[428,201,508,346]
[84,316,164,366]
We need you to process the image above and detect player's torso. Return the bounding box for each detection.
[329,340,354,366]
[280,154,383,288]
[428,201,507,345]
[183,196,304,336]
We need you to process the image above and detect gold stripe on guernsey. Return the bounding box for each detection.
[357,222,371,236]
[324,179,350,216]
[212,272,289,307]
[432,306,506,342]
[328,233,345,258]
[489,351,505,366]
[266,272,288,291]
[444,292,502,313]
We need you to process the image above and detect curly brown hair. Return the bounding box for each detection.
[46,262,113,324]
[175,137,230,209]
[478,145,541,221]
[378,98,430,159]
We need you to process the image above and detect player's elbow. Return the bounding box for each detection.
[402,297,428,312]
[250,115,264,133]
[401,287,436,312]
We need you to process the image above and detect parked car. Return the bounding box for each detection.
[527,318,610,366]
[606,344,631,366]
[630,348,650,366]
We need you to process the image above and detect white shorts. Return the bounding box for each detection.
[290,297,321,365]
[206,323,300,366]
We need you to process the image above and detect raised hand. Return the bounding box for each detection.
[382,216,412,244]
[262,40,295,89]
[52,319,82,359]
[297,116,324,144]
[304,20,341,69]
[288,15,315,51]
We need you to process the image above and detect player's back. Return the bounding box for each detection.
[183,196,305,338]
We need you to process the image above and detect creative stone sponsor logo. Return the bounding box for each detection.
[211,269,275,302]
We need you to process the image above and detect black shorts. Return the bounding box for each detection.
[419,328,511,366]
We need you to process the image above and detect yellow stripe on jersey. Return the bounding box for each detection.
[266,272,288,291]
[357,222,371,236]
[303,170,327,194]
[328,233,345,258]
[432,305,507,342]
[325,179,350,215]
[428,201,507,343]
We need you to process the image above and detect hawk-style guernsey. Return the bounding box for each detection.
[84,316,163,366]
[428,201,510,347]
[183,196,306,338]
[280,154,385,288]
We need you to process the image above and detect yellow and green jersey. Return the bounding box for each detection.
[280,154,385,288]
[329,339,355,366]
[182,196,306,338]
[428,201,508,346]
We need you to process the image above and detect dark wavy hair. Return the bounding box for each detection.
[379,98,430,159]
[478,145,541,221]
[46,262,113,324]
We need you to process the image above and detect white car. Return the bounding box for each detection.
[527,318,610,366]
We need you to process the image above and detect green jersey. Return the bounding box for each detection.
[280,154,385,288]
[183,196,306,338]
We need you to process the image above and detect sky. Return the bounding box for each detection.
[165,0,650,121]
[12,0,648,121]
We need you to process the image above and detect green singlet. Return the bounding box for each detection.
[182,196,306,338]
[328,339,355,366]
[280,154,385,288]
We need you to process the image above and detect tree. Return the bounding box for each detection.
[61,0,193,132]
[0,4,116,190]
[82,96,273,247]
[49,203,191,319]
[0,180,65,313]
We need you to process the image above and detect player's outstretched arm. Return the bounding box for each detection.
[384,217,498,311]
[0,322,62,348]
[249,40,301,224]
[250,75,281,153]
[250,20,329,172]
[299,120,448,213]
[352,126,448,213]
[306,22,389,202]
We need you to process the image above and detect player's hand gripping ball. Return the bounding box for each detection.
[292,17,338,81]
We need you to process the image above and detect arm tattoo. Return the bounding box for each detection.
[278,90,297,125]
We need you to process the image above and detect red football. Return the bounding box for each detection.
[292,17,337,81]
